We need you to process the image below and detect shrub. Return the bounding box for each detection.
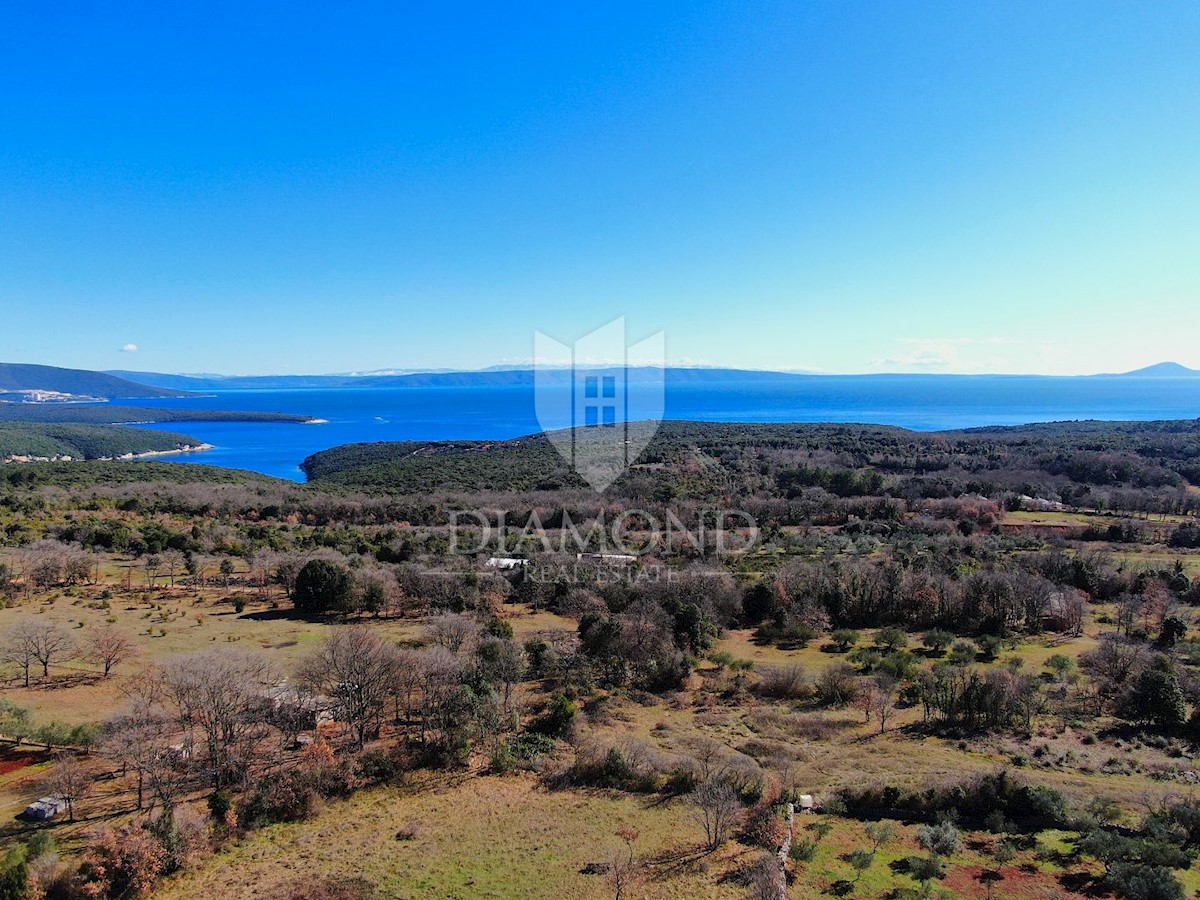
[789,838,818,862]
[240,771,322,828]
[356,749,401,785]
[830,629,860,652]
[816,662,861,706]
[533,692,577,738]
[76,825,167,899]
[922,629,954,655]
[490,742,517,774]
[756,665,814,700]
[485,617,514,639]
[1108,863,1184,900]
[838,770,1069,833]
[976,634,1003,661]
[754,620,818,648]
[742,802,787,848]
[207,790,233,823]
[510,731,556,762]
[557,740,673,793]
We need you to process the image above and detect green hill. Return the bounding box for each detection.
[0,423,206,460]
[0,362,195,399]
[301,418,1200,498]
[0,404,312,425]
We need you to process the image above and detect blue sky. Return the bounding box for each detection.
[1,1,1197,375]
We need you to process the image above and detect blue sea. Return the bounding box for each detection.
[127,376,1200,482]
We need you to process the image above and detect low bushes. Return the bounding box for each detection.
[754,665,814,700]
[838,769,1070,833]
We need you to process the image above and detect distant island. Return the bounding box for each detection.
[1100,361,1200,378]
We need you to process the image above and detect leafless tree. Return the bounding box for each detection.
[24,620,75,678]
[87,627,139,677]
[108,669,174,810]
[162,550,185,588]
[162,648,278,787]
[273,554,305,600]
[747,852,784,900]
[870,675,899,734]
[1060,589,1086,636]
[144,554,162,587]
[63,548,95,585]
[609,823,641,900]
[425,612,478,653]
[689,777,743,851]
[298,626,402,748]
[20,540,67,590]
[50,751,91,822]
[415,646,465,745]
[1,620,39,687]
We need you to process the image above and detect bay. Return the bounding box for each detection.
[126,375,1200,482]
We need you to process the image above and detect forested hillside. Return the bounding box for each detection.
[0,423,205,460]
[0,363,193,399]
[0,404,312,425]
[303,419,1200,516]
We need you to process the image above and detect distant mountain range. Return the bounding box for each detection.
[106,361,1200,391]
[0,363,194,401]
[0,360,1191,401]
[106,366,813,390]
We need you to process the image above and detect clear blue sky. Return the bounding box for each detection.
[1,1,1197,375]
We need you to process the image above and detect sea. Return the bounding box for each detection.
[125,376,1200,482]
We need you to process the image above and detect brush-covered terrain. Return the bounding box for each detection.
[1,420,1200,899]
[0,424,207,462]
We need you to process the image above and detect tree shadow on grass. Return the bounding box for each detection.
[237,607,298,621]
[1058,870,1109,897]
[643,842,720,881]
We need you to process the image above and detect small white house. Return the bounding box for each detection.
[24,795,68,821]
[798,794,815,812]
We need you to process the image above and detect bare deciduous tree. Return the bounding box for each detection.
[162,550,185,588]
[162,648,277,788]
[87,627,139,678]
[690,777,743,851]
[870,675,899,734]
[50,751,92,822]
[20,540,67,590]
[425,612,479,653]
[1,620,39,687]
[610,824,640,900]
[298,626,401,748]
[63,548,95,586]
[24,620,75,679]
[144,554,163,587]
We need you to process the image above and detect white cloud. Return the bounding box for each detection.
[119,343,138,353]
